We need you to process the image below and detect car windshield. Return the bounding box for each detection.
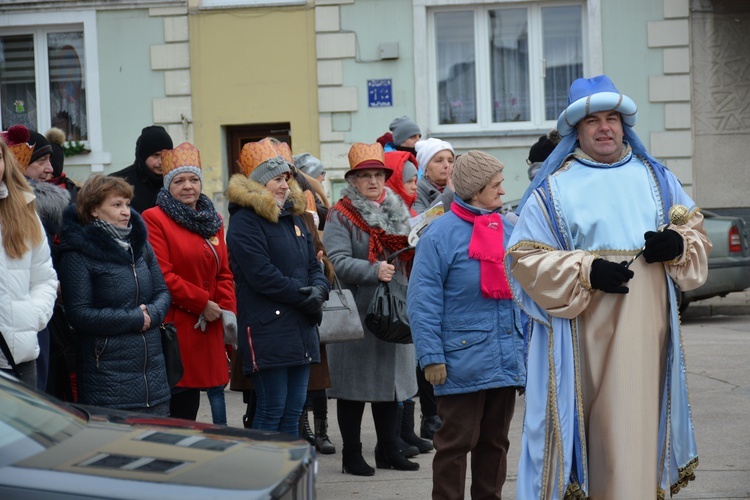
[0,374,85,467]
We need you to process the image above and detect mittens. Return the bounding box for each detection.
[589,259,634,294]
[643,229,684,263]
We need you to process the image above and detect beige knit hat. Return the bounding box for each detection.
[452,150,504,201]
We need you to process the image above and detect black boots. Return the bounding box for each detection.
[374,442,420,471]
[401,401,433,453]
[421,414,442,440]
[299,410,315,445]
[314,417,336,455]
[342,443,375,476]
[395,404,420,457]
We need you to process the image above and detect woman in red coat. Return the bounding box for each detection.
[142,142,236,422]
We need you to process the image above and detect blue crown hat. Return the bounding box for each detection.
[557,75,638,136]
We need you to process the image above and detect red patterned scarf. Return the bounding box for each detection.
[333,196,414,266]
[451,201,512,299]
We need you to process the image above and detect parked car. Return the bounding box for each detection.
[500,201,750,312]
[0,373,316,499]
[680,209,750,311]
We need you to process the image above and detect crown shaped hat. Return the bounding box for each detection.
[162,142,203,188]
[346,142,391,179]
[1,125,33,170]
[239,138,291,185]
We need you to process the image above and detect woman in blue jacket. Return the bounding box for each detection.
[58,174,172,415]
[226,138,329,436]
[407,151,526,500]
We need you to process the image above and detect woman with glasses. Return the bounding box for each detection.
[323,142,419,476]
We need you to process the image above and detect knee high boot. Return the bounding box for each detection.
[395,404,420,458]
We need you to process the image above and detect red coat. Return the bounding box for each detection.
[142,207,236,388]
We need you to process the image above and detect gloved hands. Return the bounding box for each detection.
[424,363,447,386]
[297,285,329,314]
[590,258,634,294]
[643,229,684,263]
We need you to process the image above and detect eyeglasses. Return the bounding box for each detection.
[356,171,386,180]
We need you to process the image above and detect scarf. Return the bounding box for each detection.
[450,200,512,299]
[93,219,132,250]
[333,195,413,265]
[156,188,223,239]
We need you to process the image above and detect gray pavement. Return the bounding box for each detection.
[198,292,750,498]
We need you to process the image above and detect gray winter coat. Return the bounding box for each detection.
[322,185,417,402]
[413,176,454,214]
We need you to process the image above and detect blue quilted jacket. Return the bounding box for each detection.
[58,206,171,410]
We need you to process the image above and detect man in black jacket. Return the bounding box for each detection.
[110,125,173,213]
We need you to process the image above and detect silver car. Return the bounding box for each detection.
[0,373,316,499]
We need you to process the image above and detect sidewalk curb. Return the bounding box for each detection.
[682,303,750,319]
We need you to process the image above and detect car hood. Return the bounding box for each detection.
[0,401,313,499]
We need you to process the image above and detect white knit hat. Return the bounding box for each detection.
[415,138,454,174]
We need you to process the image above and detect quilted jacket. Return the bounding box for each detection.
[58,205,171,410]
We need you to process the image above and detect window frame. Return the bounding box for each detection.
[0,10,106,169]
[413,0,603,138]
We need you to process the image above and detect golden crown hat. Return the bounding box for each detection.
[162,142,202,176]
[346,142,390,179]
[275,141,293,165]
[10,143,33,170]
[238,138,285,177]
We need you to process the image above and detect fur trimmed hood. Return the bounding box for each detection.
[340,184,411,235]
[59,204,150,265]
[226,174,307,223]
[29,179,71,230]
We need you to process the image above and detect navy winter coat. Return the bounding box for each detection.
[225,175,328,375]
[58,206,171,410]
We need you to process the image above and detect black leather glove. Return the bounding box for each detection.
[643,229,684,263]
[297,285,328,314]
[590,259,634,294]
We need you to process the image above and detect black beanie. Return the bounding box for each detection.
[528,130,561,164]
[135,125,173,161]
[28,130,53,165]
[46,127,66,177]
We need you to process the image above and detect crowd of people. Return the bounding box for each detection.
[0,74,712,499]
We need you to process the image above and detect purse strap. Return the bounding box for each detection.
[328,272,352,310]
[385,245,414,264]
[0,331,19,377]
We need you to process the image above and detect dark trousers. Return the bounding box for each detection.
[170,388,201,420]
[432,387,516,500]
[337,398,398,448]
[417,365,438,417]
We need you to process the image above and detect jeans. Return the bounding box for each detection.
[205,386,227,426]
[251,364,310,435]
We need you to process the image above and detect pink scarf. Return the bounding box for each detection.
[451,201,512,299]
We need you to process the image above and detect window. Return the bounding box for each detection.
[0,28,88,141]
[429,2,585,133]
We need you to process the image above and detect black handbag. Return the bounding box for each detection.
[364,247,413,344]
[160,323,184,388]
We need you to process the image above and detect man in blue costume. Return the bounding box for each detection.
[506,75,711,499]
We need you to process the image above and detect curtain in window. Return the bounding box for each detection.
[543,6,583,120]
[436,11,477,125]
[48,32,87,141]
[0,35,38,132]
[489,8,529,123]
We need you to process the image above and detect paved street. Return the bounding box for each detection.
[198,303,750,498]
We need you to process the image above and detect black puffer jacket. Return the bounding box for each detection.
[58,206,171,410]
